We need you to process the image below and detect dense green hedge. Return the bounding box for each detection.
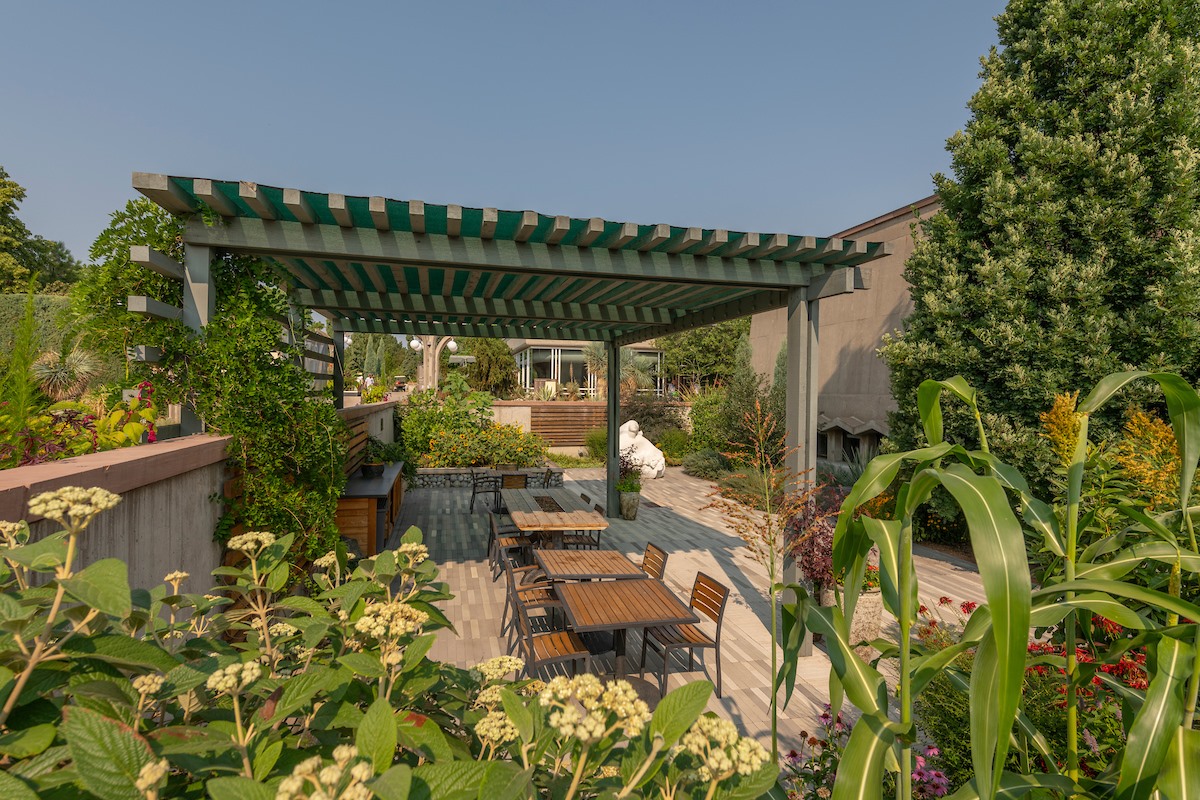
[0,292,70,359]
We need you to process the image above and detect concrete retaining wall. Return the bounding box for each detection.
[0,437,230,595]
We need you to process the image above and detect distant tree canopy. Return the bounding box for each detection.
[458,337,519,397]
[659,317,751,388]
[0,166,80,294]
[880,0,1200,487]
[343,333,416,385]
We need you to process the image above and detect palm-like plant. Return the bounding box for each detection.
[31,346,100,402]
[582,343,656,397]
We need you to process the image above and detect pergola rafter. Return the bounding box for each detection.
[132,172,891,522]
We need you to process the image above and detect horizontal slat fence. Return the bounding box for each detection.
[525,402,606,446]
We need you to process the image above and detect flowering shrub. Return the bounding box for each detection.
[783,705,949,799]
[420,423,547,468]
[0,486,774,799]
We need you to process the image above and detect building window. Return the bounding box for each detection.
[816,432,828,459]
[843,435,861,462]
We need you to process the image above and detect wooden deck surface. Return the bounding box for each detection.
[389,467,986,755]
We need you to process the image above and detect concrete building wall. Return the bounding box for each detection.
[749,195,940,442]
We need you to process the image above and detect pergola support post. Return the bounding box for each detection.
[605,340,620,518]
[181,245,214,435]
[331,325,345,409]
[784,286,819,656]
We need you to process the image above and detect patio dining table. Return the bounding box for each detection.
[501,487,607,548]
[534,548,645,581]
[554,579,699,676]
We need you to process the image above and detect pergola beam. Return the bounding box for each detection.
[334,316,613,342]
[328,194,354,227]
[130,246,184,280]
[283,189,317,224]
[127,295,182,320]
[291,287,679,326]
[193,179,238,217]
[239,182,278,220]
[612,290,789,347]
[133,173,195,214]
[182,217,821,289]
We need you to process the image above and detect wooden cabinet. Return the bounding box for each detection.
[336,462,404,556]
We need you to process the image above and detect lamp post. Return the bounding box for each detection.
[408,335,458,390]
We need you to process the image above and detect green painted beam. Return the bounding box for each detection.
[182,217,820,289]
[611,290,789,347]
[291,288,680,326]
[331,315,615,342]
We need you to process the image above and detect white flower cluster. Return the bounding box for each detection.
[397,542,429,565]
[269,622,299,638]
[163,570,189,585]
[680,715,768,782]
[475,710,520,745]
[227,531,277,556]
[0,520,25,547]
[313,551,339,570]
[133,673,165,696]
[275,745,374,800]
[28,486,121,529]
[135,758,170,794]
[474,655,524,682]
[205,661,262,695]
[538,674,651,743]
[353,600,429,640]
[475,684,504,708]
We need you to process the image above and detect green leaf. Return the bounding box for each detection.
[806,605,887,715]
[370,765,413,800]
[261,665,344,722]
[1029,592,1151,630]
[776,583,810,709]
[251,737,283,782]
[0,723,55,758]
[274,596,330,617]
[4,532,68,571]
[59,558,131,619]
[397,712,453,762]
[1158,725,1200,800]
[1034,580,1200,622]
[500,688,533,743]
[917,376,977,446]
[933,463,1030,798]
[479,762,533,800]
[0,771,39,800]
[402,632,436,673]
[61,634,180,672]
[830,712,895,800]
[357,697,398,774]
[410,762,488,800]
[1115,636,1193,800]
[401,526,422,545]
[206,776,275,800]
[720,760,781,800]
[61,706,154,800]
[340,651,386,678]
[649,681,713,747]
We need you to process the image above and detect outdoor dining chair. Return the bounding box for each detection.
[500,554,555,649]
[500,472,529,489]
[561,504,603,550]
[511,580,591,678]
[640,542,668,580]
[640,571,729,697]
[470,469,501,512]
[488,511,531,581]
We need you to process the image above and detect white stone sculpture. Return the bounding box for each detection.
[618,420,665,479]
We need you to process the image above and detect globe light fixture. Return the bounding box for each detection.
[445,339,458,354]
[408,337,423,351]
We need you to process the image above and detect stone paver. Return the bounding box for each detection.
[387,467,984,754]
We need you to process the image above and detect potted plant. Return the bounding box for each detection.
[616,446,642,520]
[361,436,386,478]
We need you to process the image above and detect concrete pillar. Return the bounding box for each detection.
[605,340,620,517]
[785,286,819,656]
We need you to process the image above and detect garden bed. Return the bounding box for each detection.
[410,466,563,489]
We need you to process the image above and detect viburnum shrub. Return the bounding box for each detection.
[0,486,775,799]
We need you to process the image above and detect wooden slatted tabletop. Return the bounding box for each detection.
[534,549,645,581]
[554,579,699,676]
[556,579,698,632]
[503,488,608,532]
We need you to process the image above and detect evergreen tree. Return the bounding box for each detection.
[459,337,519,397]
[0,167,80,293]
[880,0,1200,486]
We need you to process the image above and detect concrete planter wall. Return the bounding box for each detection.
[410,467,564,490]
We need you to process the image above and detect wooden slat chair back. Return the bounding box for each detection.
[640,571,730,698]
[488,511,529,581]
[511,575,591,678]
[500,554,554,648]
[500,473,529,489]
[641,542,668,580]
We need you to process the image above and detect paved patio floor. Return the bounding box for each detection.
[387,467,984,754]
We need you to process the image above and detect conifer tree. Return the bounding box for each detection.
[881,0,1200,486]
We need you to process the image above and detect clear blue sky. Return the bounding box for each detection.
[2,1,1006,261]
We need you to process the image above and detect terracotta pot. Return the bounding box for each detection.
[618,491,640,520]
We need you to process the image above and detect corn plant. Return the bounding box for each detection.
[778,372,1200,800]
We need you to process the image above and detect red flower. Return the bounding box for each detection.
[938,596,953,606]
[960,601,978,615]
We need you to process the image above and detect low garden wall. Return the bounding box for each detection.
[0,436,231,593]
[410,466,564,489]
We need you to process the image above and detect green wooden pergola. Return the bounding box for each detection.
[131,172,890,517]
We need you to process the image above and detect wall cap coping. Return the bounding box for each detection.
[0,435,231,523]
[416,466,563,475]
[336,401,397,423]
